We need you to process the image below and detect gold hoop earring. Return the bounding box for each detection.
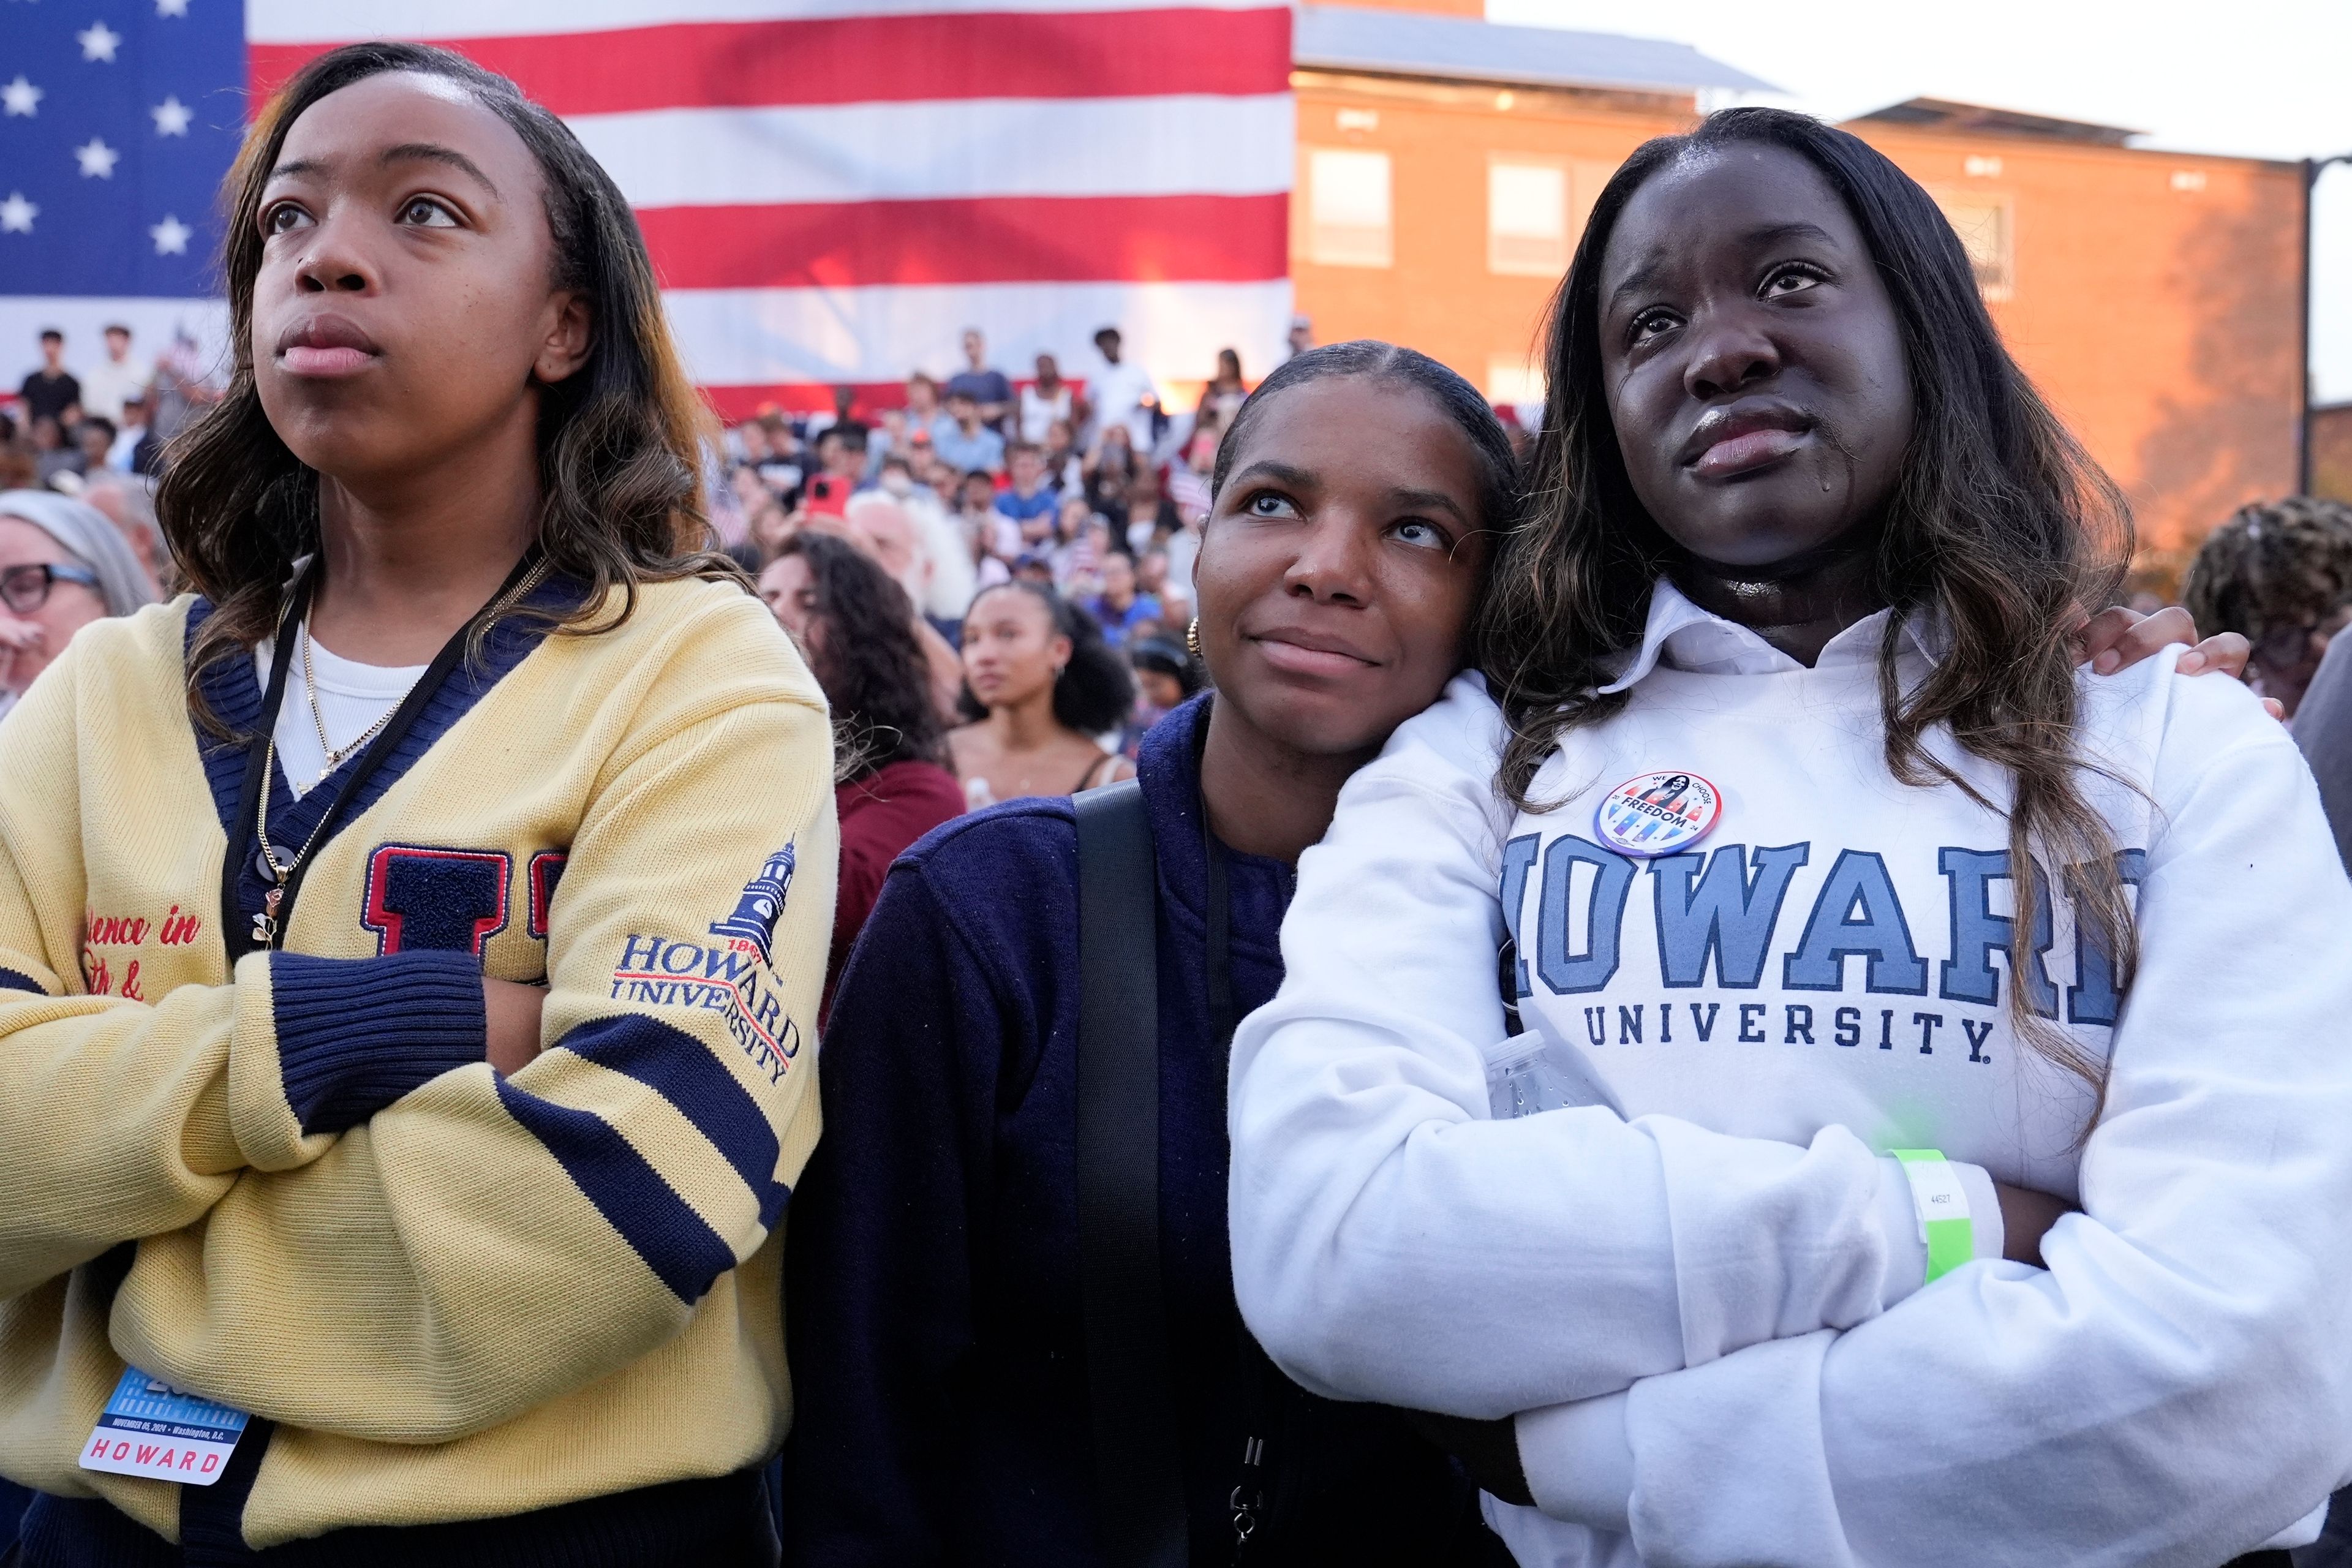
[1186,617,1203,660]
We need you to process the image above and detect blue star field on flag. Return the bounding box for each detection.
[0,0,246,298]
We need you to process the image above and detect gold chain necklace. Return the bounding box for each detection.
[301,621,402,788]
[251,736,345,948]
[249,559,551,949]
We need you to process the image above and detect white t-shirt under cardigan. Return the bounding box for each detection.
[1227,581,2352,1568]
[254,628,428,800]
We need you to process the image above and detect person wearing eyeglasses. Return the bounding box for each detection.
[0,490,157,723]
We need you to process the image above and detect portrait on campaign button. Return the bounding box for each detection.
[1593,770,1722,858]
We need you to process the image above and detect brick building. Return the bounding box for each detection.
[1286,4,2305,579]
[2313,404,2352,505]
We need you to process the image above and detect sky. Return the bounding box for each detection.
[1488,0,2352,403]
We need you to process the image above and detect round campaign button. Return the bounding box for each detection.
[1593,770,1722,858]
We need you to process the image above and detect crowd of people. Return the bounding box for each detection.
[710,323,1282,783]
[9,323,220,492]
[6,37,2352,1568]
[699,322,1241,951]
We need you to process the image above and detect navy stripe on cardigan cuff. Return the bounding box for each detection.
[272,951,488,1136]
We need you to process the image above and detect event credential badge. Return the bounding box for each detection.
[80,1367,251,1485]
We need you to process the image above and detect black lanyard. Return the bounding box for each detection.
[1205,834,1237,1056]
[1204,829,1273,1556]
[218,552,541,963]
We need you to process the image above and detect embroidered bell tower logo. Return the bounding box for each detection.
[709,843,796,965]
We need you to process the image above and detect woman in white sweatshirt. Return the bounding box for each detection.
[1227,107,2352,1568]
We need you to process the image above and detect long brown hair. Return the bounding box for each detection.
[772,532,943,778]
[160,41,736,724]
[1483,108,2139,1090]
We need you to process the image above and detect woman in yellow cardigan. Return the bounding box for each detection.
[0,42,832,1566]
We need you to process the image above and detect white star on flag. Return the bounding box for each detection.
[151,96,192,136]
[1,77,40,118]
[0,194,36,235]
[150,214,192,255]
[77,21,123,62]
[75,137,120,178]
[156,0,190,14]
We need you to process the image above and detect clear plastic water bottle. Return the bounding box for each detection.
[1487,1035,1581,1120]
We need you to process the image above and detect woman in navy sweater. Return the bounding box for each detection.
[778,342,2233,1566]
[783,343,1515,1564]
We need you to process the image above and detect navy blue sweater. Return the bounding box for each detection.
[782,696,1502,1566]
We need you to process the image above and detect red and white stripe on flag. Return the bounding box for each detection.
[249,1,1295,415]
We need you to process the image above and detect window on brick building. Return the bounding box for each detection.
[1304,147,1393,268]
[1930,190,2015,301]
[1487,157,1618,278]
[1490,160,1569,276]
[1487,355,1545,407]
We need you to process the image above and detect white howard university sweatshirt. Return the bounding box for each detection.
[1227,582,2352,1567]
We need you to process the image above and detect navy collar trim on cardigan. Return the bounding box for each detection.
[186,571,584,930]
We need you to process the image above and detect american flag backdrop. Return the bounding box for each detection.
[0,1,244,382]
[1,0,1295,415]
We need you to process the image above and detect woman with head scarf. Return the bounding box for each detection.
[0,489,158,722]
[78,475,174,597]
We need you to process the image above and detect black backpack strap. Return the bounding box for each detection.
[1073,780,1189,1568]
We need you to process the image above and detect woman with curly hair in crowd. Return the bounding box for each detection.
[760,530,962,1018]
[2192,497,2352,889]
[2183,494,2352,719]
[949,580,1136,807]
[0,489,157,722]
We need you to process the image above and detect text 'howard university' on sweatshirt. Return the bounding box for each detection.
[1230,579,2352,1568]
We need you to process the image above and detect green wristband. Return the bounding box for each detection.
[1891,1148,1974,1284]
